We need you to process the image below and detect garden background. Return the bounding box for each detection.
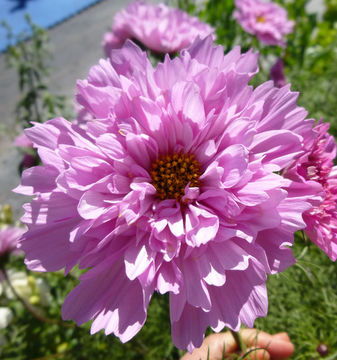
[0,0,337,359]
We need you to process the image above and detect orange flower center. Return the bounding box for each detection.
[150,152,201,201]
[257,15,266,23]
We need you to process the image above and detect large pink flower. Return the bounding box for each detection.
[103,0,215,56]
[285,121,337,260]
[234,0,294,47]
[15,37,318,351]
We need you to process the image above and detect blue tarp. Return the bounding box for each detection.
[0,0,103,52]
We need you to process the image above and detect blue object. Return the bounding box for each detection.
[0,0,103,52]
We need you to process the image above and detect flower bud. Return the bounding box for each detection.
[57,342,68,353]
[317,343,329,357]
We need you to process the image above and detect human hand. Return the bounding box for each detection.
[181,329,294,360]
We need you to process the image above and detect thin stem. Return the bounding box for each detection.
[229,329,246,354]
[22,46,42,123]
[0,268,74,328]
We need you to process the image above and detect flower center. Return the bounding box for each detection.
[257,15,266,23]
[150,152,201,201]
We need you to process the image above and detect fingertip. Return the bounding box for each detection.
[241,328,273,347]
[240,329,294,359]
[267,339,295,359]
[272,332,291,342]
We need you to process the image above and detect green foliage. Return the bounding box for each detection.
[2,15,73,174]
[0,205,14,227]
[2,15,70,128]
[171,0,197,14]
[199,0,239,52]
[324,0,337,23]
[256,237,337,359]
[0,261,184,360]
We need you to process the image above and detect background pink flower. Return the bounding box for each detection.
[15,37,319,351]
[270,58,287,88]
[13,133,34,149]
[234,0,294,47]
[103,0,215,56]
[285,121,337,260]
[0,226,25,260]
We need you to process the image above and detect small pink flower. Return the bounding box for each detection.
[0,227,25,262]
[234,0,294,47]
[13,132,34,149]
[103,0,215,56]
[15,37,318,351]
[286,121,337,260]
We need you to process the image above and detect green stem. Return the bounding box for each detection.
[22,46,42,124]
[229,329,246,353]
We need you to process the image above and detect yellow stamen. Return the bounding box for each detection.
[150,152,202,202]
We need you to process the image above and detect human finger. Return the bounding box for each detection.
[244,347,270,360]
[181,329,294,360]
[272,332,290,342]
[240,329,294,359]
[181,332,237,360]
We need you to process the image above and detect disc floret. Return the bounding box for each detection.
[150,152,201,201]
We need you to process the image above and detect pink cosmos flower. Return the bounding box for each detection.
[15,37,319,351]
[103,0,215,56]
[0,227,25,262]
[234,0,294,47]
[285,121,337,260]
